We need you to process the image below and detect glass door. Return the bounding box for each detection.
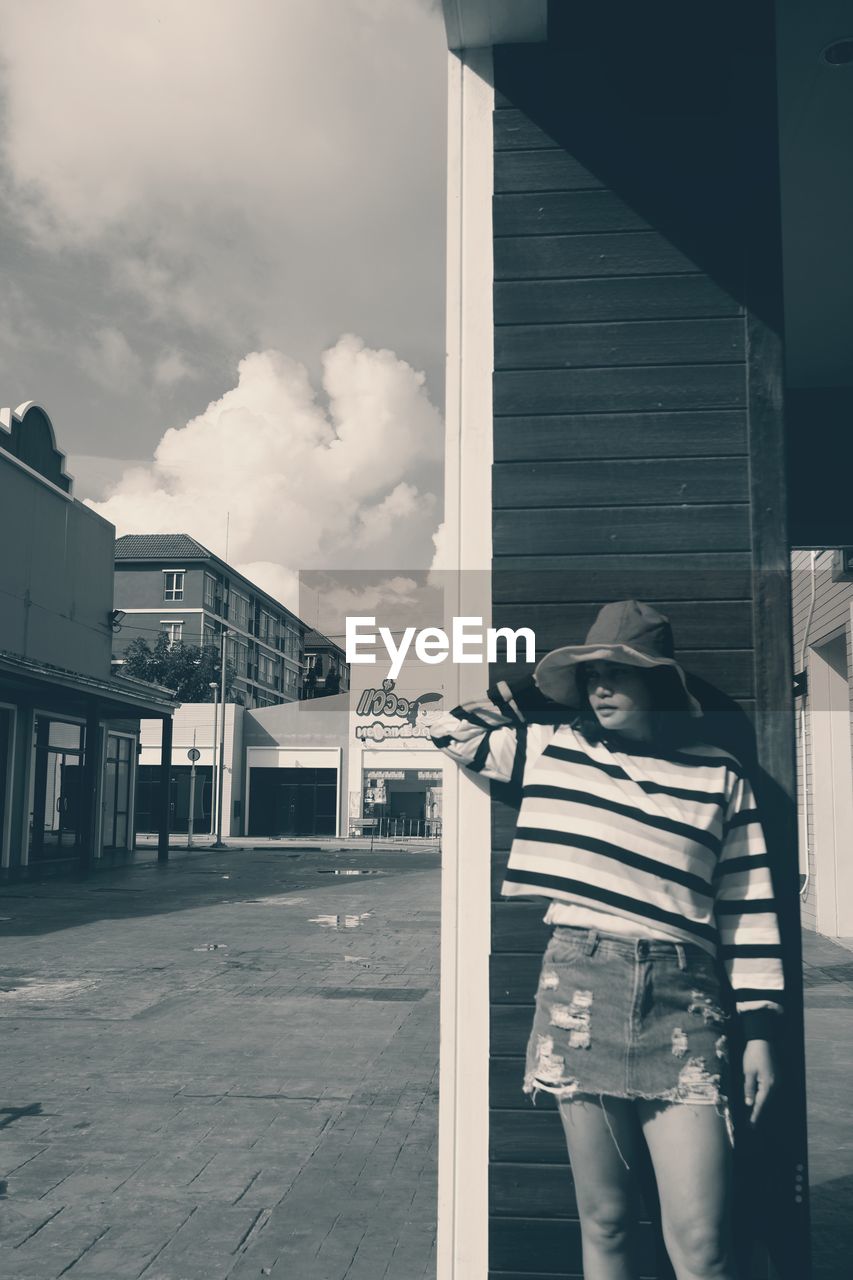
[0,709,11,857]
[30,718,84,860]
[103,734,133,850]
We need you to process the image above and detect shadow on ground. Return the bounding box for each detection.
[0,848,441,939]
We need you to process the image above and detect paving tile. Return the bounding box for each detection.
[0,850,438,1280]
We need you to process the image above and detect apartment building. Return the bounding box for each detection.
[302,628,349,699]
[113,534,305,709]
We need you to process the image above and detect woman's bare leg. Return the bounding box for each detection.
[638,1100,736,1280]
[557,1096,643,1280]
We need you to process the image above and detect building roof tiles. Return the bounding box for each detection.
[115,533,213,561]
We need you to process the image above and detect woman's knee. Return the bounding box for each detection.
[577,1196,633,1253]
[665,1215,730,1274]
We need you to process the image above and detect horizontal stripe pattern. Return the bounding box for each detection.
[429,682,785,1025]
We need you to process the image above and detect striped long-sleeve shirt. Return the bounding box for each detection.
[430,679,785,1041]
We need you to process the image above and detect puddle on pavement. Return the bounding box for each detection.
[318,987,427,1001]
[0,978,100,1002]
[309,912,373,930]
[315,869,382,876]
[240,896,308,907]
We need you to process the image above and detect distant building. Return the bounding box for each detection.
[0,403,175,876]
[113,534,309,709]
[302,628,350,699]
[137,669,445,841]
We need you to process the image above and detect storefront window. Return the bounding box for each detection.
[361,768,443,837]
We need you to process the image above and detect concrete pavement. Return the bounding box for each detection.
[1,844,851,1279]
[0,847,439,1279]
[801,928,853,1280]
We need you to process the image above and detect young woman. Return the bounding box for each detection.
[430,600,783,1280]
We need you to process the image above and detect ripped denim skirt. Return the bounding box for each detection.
[523,924,735,1145]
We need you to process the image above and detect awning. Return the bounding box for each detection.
[0,650,178,719]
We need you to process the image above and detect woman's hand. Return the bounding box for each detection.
[742,1039,779,1126]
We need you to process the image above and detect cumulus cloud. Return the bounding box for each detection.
[87,335,443,581]
[430,520,451,571]
[235,562,301,613]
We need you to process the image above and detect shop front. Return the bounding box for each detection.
[242,695,350,838]
[0,656,175,876]
[247,761,338,837]
[0,401,176,876]
[347,676,446,839]
[362,766,442,838]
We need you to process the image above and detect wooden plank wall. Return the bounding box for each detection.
[487,4,804,1278]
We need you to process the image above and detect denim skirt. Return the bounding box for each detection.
[523,924,735,1142]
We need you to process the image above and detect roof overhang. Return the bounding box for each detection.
[0,651,178,719]
[442,0,547,51]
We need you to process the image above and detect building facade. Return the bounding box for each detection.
[113,534,306,709]
[0,402,175,876]
[136,674,445,842]
[792,548,853,941]
[303,628,350,699]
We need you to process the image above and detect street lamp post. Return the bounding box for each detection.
[211,629,233,850]
[209,680,219,838]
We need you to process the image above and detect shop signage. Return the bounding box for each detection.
[366,770,406,780]
[417,770,442,781]
[354,679,443,744]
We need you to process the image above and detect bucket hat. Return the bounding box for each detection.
[534,600,703,718]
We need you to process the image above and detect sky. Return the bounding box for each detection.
[0,0,448,612]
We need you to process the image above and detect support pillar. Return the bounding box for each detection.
[79,699,101,876]
[158,714,173,864]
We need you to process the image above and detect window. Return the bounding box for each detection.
[257,653,281,687]
[163,570,185,601]
[203,624,217,649]
[284,626,299,659]
[831,549,853,582]
[227,636,249,675]
[161,621,183,646]
[258,610,277,646]
[229,591,249,628]
[203,572,219,611]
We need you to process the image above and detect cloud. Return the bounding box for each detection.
[0,0,447,357]
[66,452,147,502]
[77,326,141,391]
[153,350,198,388]
[235,562,301,613]
[430,520,451,571]
[87,334,444,578]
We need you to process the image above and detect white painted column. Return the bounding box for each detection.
[437,43,494,1280]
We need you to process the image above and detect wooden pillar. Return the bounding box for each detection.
[79,698,101,875]
[158,714,173,864]
[486,3,809,1277]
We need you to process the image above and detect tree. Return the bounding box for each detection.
[121,635,239,702]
